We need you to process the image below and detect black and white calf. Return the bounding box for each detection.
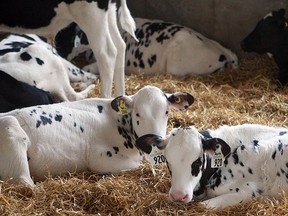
[0,34,96,102]
[0,71,54,112]
[0,0,137,97]
[56,18,238,76]
[241,9,288,85]
[136,124,288,209]
[0,86,194,186]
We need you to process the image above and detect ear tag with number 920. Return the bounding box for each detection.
[147,145,166,165]
[211,149,224,168]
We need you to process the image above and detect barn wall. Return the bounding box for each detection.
[126,0,288,57]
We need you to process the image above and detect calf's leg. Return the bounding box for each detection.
[201,192,252,209]
[0,116,34,186]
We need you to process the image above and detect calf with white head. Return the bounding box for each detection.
[0,86,194,186]
[137,124,288,209]
[0,34,97,102]
[0,0,137,97]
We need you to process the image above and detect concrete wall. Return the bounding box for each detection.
[126,0,288,57]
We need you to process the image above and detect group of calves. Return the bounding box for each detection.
[0,1,288,210]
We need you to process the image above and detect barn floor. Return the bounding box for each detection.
[1,56,288,215]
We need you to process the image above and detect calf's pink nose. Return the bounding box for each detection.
[170,191,189,202]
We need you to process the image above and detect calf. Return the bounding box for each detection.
[0,85,194,186]
[241,8,288,85]
[56,18,238,76]
[136,124,288,209]
[0,0,137,97]
[0,70,54,112]
[0,34,96,102]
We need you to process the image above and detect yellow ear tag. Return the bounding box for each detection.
[285,22,288,28]
[118,99,129,115]
[175,96,182,104]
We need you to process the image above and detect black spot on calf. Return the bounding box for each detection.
[196,35,203,41]
[40,115,52,125]
[257,189,263,195]
[148,54,157,68]
[228,169,234,178]
[253,140,259,147]
[97,105,103,113]
[20,52,32,61]
[232,148,239,165]
[278,142,283,151]
[156,32,170,44]
[36,57,44,65]
[218,54,227,62]
[106,151,112,157]
[113,147,119,154]
[272,150,277,160]
[118,126,123,135]
[191,157,202,177]
[54,114,62,122]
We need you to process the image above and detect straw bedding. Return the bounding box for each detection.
[1,55,288,215]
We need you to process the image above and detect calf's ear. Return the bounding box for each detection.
[111,95,133,115]
[202,138,231,158]
[166,92,194,111]
[136,134,165,154]
[276,8,286,18]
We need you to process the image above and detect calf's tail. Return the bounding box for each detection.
[118,0,138,42]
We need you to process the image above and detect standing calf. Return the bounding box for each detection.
[136,124,288,209]
[0,86,194,186]
[0,0,137,97]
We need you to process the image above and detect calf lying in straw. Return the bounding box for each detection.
[136,124,288,209]
[0,85,194,186]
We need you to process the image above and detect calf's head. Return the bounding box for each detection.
[136,126,231,203]
[111,85,194,138]
[241,8,288,54]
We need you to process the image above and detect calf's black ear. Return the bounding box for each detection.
[277,8,286,17]
[202,138,231,158]
[136,134,164,154]
[166,92,195,111]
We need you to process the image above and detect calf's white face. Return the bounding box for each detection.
[136,126,231,203]
[165,127,204,203]
[131,89,169,137]
[113,86,195,139]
